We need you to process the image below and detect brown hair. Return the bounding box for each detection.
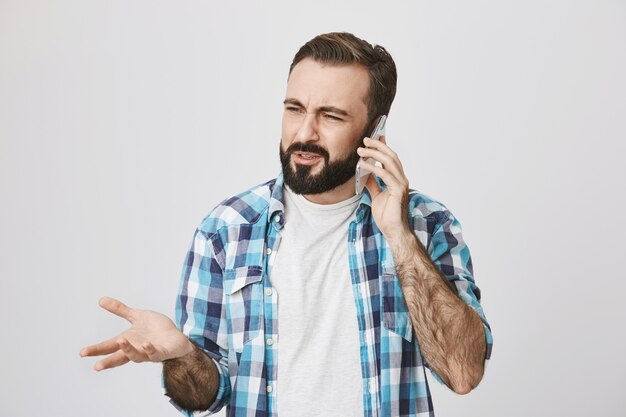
[288,32,398,127]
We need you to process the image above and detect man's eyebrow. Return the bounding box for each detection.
[283,98,304,107]
[283,98,351,117]
[318,106,350,117]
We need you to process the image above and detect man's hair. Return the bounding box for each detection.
[288,32,398,127]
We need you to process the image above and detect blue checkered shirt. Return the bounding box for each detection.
[173,173,492,417]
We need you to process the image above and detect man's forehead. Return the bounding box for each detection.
[285,58,369,110]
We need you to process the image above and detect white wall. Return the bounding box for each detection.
[1,1,625,416]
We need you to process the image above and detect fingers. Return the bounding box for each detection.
[141,341,165,361]
[118,338,168,362]
[80,337,119,357]
[118,338,150,363]
[86,337,166,371]
[99,297,135,323]
[94,350,130,371]
[357,154,406,191]
[364,135,396,161]
[142,341,156,356]
[358,138,408,188]
[358,151,404,186]
[360,161,398,190]
[92,338,151,369]
[367,135,396,160]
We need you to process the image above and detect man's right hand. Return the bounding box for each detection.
[79,296,195,371]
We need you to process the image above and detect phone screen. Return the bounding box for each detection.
[355,115,387,195]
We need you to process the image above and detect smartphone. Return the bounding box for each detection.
[355,115,387,195]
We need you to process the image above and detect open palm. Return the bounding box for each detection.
[80,297,194,371]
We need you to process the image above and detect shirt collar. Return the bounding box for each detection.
[268,172,386,227]
[354,176,389,223]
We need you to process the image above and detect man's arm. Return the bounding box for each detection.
[171,225,232,414]
[389,230,486,394]
[79,297,220,408]
[163,343,220,411]
[357,136,490,394]
[80,225,231,414]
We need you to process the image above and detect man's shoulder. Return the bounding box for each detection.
[197,178,277,234]
[406,188,453,224]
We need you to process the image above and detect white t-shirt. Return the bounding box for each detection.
[270,186,364,417]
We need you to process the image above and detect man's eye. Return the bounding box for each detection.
[286,106,302,113]
[323,113,341,121]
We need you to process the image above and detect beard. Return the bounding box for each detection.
[279,135,364,195]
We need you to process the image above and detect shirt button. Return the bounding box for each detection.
[265,288,273,296]
[274,215,281,223]
[265,247,272,255]
[266,338,274,346]
[266,385,273,393]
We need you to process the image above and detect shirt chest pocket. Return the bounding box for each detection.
[381,269,413,342]
[224,265,264,352]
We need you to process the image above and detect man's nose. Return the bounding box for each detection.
[293,113,319,143]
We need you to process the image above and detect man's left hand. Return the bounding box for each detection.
[357,136,412,245]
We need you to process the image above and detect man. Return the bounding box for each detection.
[80,32,492,417]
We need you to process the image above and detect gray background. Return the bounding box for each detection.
[1,1,625,416]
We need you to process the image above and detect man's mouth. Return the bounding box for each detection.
[295,152,320,159]
[292,151,323,165]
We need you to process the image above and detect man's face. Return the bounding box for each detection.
[280,58,370,195]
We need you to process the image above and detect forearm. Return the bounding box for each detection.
[391,231,486,394]
[163,342,220,411]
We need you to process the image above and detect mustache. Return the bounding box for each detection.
[284,142,330,160]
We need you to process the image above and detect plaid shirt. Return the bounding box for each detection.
[174,173,492,417]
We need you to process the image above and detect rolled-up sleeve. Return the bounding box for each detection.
[169,227,231,415]
[424,209,493,382]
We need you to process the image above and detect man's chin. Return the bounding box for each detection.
[291,160,324,176]
[281,151,358,195]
